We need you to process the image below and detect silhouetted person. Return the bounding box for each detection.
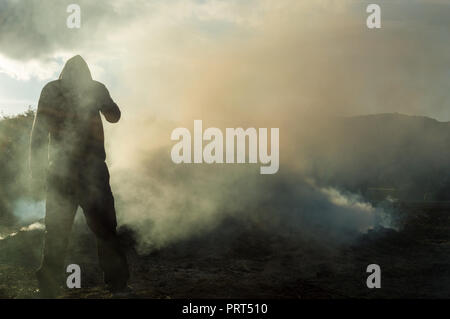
[30,55,129,297]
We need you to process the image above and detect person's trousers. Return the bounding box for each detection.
[37,161,129,290]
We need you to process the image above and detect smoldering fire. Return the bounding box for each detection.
[170,120,279,174]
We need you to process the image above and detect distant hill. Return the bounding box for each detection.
[304,113,450,200]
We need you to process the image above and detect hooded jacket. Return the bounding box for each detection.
[30,55,121,177]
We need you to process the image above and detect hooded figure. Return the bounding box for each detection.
[30,55,129,297]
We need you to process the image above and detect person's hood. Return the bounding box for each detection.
[59,55,93,87]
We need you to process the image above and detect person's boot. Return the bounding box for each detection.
[106,283,135,298]
[36,268,61,298]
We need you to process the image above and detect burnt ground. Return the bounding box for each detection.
[1,207,450,299]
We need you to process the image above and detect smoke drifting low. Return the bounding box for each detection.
[112,148,383,253]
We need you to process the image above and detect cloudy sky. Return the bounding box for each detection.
[0,0,449,121]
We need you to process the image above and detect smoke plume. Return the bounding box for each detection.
[105,1,411,252]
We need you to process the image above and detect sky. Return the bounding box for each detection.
[0,0,450,121]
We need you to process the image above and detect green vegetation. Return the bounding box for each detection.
[0,109,43,224]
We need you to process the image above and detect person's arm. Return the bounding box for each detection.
[99,84,121,123]
[29,84,51,180]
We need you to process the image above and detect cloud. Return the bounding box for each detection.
[0,0,143,60]
[3,0,450,120]
[0,54,61,80]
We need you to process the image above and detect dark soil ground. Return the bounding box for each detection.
[1,206,450,299]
